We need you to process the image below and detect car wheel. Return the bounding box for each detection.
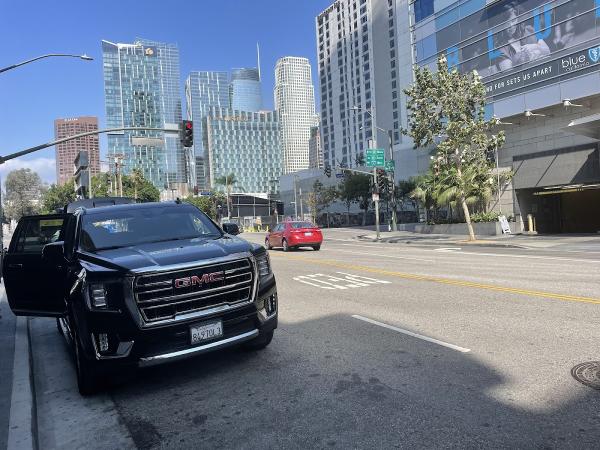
[282,239,289,252]
[313,245,321,251]
[74,329,101,396]
[243,330,274,351]
[265,238,272,250]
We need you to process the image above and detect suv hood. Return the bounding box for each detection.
[81,236,255,272]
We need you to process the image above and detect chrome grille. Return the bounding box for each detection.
[134,259,254,323]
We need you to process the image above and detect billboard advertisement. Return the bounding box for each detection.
[415,0,600,93]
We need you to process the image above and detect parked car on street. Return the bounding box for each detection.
[2,199,278,395]
[265,221,322,251]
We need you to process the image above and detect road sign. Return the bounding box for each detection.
[366,148,385,167]
[498,215,511,234]
[372,193,380,202]
[335,173,345,179]
[385,160,395,171]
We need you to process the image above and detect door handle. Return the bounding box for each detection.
[8,264,23,269]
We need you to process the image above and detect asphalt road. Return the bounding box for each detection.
[19,232,600,449]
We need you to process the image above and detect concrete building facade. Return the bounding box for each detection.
[274,57,319,174]
[308,126,324,169]
[54,116,100,186]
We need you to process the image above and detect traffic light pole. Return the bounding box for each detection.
[373,167,380,241]
[388,130,398,232]
[0,126,178,164]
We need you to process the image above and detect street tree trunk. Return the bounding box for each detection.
[460,194,476,241]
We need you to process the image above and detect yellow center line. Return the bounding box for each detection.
[270,253,600,305]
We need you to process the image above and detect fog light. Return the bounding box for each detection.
[98,333,109,352]
[267,294,277,315]
[90,284,107,308]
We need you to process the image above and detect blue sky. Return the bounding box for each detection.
[0,0,332,184]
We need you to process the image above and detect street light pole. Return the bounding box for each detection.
[0,53,93,74]
[293,175,298,220]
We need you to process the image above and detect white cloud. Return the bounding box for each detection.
[0,157,56,185]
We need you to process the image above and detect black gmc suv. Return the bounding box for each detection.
[3,200,277,395]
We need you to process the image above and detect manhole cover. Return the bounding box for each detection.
[571,362,600,390]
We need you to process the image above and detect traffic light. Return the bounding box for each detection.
[324,165,332,178]
[376,169,387,193]
[180,120,193,147]
[388,177,395,195]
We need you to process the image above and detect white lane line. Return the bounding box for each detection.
[352,315,471,353]
[331,248,435,263]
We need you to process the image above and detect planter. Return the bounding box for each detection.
[414,221,518,236]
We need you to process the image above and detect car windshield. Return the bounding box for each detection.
[290,222,316,229]
[79,206,222,251]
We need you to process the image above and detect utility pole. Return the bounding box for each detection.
[388,130,398,231]
[299,187,304,219]
[293,175,298,219]
[370,107,380,242]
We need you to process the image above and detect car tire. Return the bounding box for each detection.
[56,318,63,335]
[282,239,289,252]
[265,238,272,250]
[313,245,321,251]
[243,330,274,351]
[74,329,101,396]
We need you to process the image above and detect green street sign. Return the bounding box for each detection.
[385,160,395,171]
[366,148,385,167]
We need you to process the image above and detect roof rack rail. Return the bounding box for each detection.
[64,197,136,213]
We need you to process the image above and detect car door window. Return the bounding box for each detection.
[15,218,64,253]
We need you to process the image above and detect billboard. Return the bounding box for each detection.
[416,0,600,85]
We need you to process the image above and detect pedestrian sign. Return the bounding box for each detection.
[385,160,395,171]
[366,148,385,167]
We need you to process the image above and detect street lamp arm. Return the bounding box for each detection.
[0,53,93,74]
[0,127,176,164]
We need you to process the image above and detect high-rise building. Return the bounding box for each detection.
[102,38,185,190]
[308,126,324,169]
[204,107,281,194]
[185,71,230,190]
[316,0,411,173]
[54,117,100,186]
[230,68,262,112]
[274,57,319,174]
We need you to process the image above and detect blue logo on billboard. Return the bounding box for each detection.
[589,46,600,64]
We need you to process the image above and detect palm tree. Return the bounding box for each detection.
[130,168,144,201]
[214,173,244,218]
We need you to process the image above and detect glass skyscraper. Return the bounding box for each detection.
[102,38,185,189]
[230,68,262,112]
[185,71,230,190]
[204,107,281,194]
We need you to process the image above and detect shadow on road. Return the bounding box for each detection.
[94,314,600,449]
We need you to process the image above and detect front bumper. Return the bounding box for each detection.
[76,275,278,368]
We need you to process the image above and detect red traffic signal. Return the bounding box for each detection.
[180,120,193,147]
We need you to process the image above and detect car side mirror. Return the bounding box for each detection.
[222,223,240,235]
[42,241,65,263]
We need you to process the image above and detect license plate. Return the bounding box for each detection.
[190,320,223,345]
[305,232,313,236]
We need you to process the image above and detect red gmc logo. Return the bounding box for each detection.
[174,272,225,289]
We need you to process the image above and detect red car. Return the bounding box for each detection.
[265,221,323,251]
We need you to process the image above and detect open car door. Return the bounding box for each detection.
[3,214,68,316]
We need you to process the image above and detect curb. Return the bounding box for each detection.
[8,317,36,450]
[355,235,528,249]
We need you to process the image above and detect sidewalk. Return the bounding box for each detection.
[324,227,600,251]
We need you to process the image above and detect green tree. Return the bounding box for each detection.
[403,55,505,240]
[90,173,112,197]
[337,173,359,224]
[41,181,77,213]
[122,174,159,202]
[4,168,44,221]
[184,195,217,219]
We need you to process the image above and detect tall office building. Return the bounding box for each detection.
[204,107,281,194]
[102,38,185,190]
[274,57,319,174]
[185,71,230,189]
[308,126,324,169]
[230,68,263,112]
[316,0,408,171]
[54,116,100,185]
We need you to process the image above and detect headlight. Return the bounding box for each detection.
[89,283,108,308]
[256,253,272,278]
